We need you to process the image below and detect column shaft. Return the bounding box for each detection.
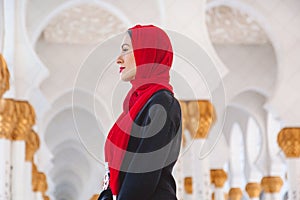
[278,128,300,200]
[211,169,227,200]
[11,141,25,200]
[24,162,33,200]
[261,176,283,200]
[192,139,211,200]
[215,188,225,200]
[264,193,281,200]
[183,147,193,199]
[186,100,215,200]
[35,192,43,200]
[287,159,300,200]
[0,139,11,200]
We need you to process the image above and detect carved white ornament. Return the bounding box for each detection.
[205,6,269,44]
[43,4,126,44]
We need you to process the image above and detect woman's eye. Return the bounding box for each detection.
[122,48,128,52]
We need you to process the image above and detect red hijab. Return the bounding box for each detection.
[104,24,174,195]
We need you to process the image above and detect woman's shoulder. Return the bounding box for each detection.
[149,89,179,106]
[135,89,181,124]
[146,89,181,116]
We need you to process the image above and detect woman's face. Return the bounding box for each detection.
[116,33,137,82]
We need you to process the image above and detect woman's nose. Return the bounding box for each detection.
[116,57,123,65]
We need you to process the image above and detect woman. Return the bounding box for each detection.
[104,24,182,200]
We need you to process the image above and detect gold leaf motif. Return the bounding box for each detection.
[210,169,227,188]
[245,182,261,198]
[11,101,35,141]
[0,99,17,139]
[0,54,10,98]
[186,100,215,139]
[261,176,283,193]
[179,101,188,147]
[184,177,193,194]
[278,128,300,158]
[229,188,243,200]
[32,163,48,193]
[26,130,40,162]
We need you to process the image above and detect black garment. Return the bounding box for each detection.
[117,89,182,200]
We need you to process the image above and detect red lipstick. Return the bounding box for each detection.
[119,66,125,73]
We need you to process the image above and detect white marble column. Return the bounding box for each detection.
[0,98,18,200]
[286,158,300,199]
[177,101,188,200]
[264,193,281,200]
[0,139,12,200]
[0,0,3,53]
[214,188,225,200]
[11,140,26,200]
[245,183,261,200]
[2,0,16,98]
[10,100,35,200]
[34,192,43,200]
[186,100,215,200]
[191,139,211,200]
[278,128,300,200]
[210,169,227,200]
[182,145,193,200]
[261,176,283,200]
[24,162,34,200]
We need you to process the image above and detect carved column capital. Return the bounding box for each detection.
[32,163,39,192]
[179,100,188,147]
[278,128,300,158]
[245,182,261,198]
[90,194,100,200]
[261,176,283,193]
[26,130,40,162]
[0,99,17,140]
[32,163,48,194]
[186,100,215,139]
[36,172,48,194]
[184,176,193,194]
[179,101,188,131]
[210,169,227,188]
[11,101,35,141]
[0,54,10,97]
[229,188,242,200]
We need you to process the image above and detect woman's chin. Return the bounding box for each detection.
[120,78,129,82]
[120,75,130,82]
[120,74,135,82]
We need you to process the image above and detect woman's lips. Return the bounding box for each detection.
[119,66,125,73]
